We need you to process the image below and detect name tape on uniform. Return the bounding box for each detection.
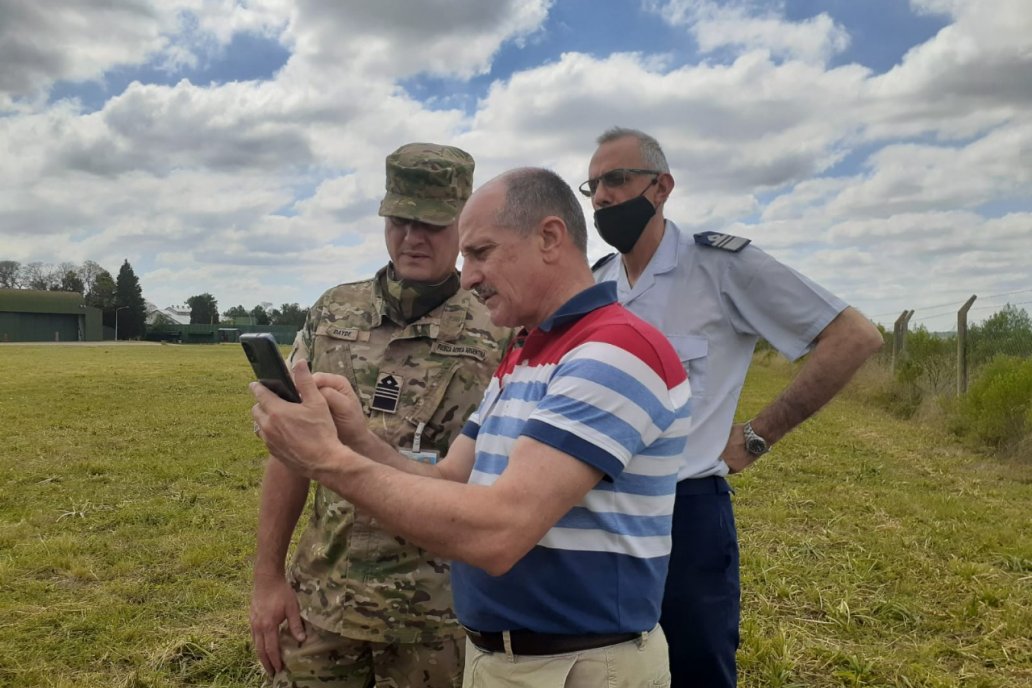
[431,341,488,361]
[319,326,371,342]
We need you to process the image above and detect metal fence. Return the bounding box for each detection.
[145,323,297,346]
[887,299,1032,395]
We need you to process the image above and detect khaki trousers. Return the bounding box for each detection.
[461,625,670,688]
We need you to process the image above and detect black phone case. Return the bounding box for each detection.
[240,333,301,403]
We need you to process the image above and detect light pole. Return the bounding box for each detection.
[115,306,129,341]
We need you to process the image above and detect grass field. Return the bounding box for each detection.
[1,344,1030,687]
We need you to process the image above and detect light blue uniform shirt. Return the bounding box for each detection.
[594,221,848,480]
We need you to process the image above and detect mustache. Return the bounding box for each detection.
[472,285,496,302]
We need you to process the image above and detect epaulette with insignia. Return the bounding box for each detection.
[591,253,617,272]
[694,231,751,252]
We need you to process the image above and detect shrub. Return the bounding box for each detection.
[969,304,1032,366]
[954,355,1032,450]
[868,327,957,418]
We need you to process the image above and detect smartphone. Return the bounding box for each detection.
[240,333,301,403]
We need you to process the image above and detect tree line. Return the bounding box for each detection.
[182,292,307,329]
[2,260,307,337]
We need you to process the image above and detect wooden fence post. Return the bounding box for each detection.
[901,310,914,352]
[892,310,909,374]
[957,295,977,395]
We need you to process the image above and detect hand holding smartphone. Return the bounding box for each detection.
[240,333,301,403]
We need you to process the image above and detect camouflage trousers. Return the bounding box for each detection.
[271,618,464,688]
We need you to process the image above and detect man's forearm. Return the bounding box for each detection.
[307,435,603,576]
[313,446,515,574]
[753,307,883,443]
[348,428,445,479]
[254,456,310,580]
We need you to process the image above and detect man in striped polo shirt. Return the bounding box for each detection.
[251,167,691,687]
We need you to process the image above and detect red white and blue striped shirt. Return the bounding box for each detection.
[453,281,691,634]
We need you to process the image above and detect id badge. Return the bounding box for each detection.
[400,449,439,464]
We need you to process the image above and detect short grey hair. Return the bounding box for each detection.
[494,168,588,254]
[596,127,670,173]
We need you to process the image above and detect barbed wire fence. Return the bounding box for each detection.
[869,289,1032,397]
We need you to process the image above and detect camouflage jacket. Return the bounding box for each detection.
[287,276,507,643]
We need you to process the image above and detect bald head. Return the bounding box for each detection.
[490,167,589,254]
[458,167,595,329]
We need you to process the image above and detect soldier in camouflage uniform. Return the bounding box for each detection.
[251,143,508,688]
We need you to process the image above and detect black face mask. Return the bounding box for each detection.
[593,185,657,254]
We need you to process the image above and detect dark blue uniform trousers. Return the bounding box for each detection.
[661,476,739,688]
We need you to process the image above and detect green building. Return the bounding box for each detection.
[0,289,103,342]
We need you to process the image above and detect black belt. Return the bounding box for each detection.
[676,475,732,496]
[464,628,639,655]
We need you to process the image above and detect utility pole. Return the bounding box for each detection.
[115,305,129,341]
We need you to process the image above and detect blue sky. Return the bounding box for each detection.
[1,0,1029,331]
[48,31,293,112]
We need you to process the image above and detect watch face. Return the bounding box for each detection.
[746,437,767,455]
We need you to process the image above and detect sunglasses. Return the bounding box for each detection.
[578,168,661,197]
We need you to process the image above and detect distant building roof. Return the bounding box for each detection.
[145,302,191,325]
[0,288,87,315]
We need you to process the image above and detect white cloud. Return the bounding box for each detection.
[184,0,292,44]
[871,0,1032,121]
[784,117,1032,221]
[723,209,1031,331]
[282,0,551,80]
[470,50,870,197]
[648,0,850,64]
[909,0,964,18]
[1,0,1029,329]
[0,0,555,311]
[56,79,316,176]
[0,1,169,101]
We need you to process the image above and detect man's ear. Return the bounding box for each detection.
[654,172,675,207]
[538,216,566,261]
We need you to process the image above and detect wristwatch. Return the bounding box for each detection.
[743,421,770,457]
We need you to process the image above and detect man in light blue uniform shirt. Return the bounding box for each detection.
[584,127,884,688]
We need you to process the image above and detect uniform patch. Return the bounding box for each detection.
[431,341,487,361]
[694,231,751,253]
[371,373,403,413]
[325,326,360,341]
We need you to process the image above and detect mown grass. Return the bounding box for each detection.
[1,345,1030,687]
[735,357,1031,687]
[0,344,264,687]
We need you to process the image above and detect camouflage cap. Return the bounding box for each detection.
[378,143,475,226]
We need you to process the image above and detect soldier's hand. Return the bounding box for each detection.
[250,574,305,676]
[312,372,367,446]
